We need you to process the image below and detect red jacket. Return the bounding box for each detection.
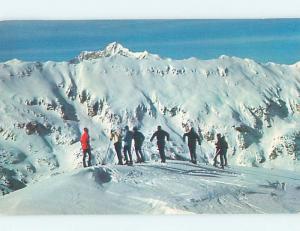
[80,132,90,150]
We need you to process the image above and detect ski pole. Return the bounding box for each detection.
[213,149,221,165]
[132,145,135,162]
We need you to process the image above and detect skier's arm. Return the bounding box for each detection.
[224,138,229,149]
[196,134,201,145]
[215,140,221,149]
[166,131,170,141]
[150,132,156,142]
[183,133,187,143]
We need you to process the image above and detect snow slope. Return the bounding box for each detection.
[0,42,300,213]
[1,160,300,214]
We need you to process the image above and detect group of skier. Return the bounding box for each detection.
[80,125,229,169]
[110,125,146,165]
[109,125,170,165]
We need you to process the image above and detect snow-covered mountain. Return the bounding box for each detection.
[73,42,155,62]
[0,42,300,213]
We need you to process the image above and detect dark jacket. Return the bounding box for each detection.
[123,130,133,147]
[215,136,228,153]
[150,130,170,145]
[221,136,228,150]
[133,131,145,147]
[183,129,201,146]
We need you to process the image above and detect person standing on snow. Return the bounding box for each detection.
[221,135,229,166]
[213,133,228,169]
[183,127,201,164]
[132,127,145,163]
[150,126,170,163]
[110,128,123,165]
[80,127,92,167]
[123,126,134,165]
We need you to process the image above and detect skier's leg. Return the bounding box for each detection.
[224,150,228,166]
[123,146,128,163]
[87,149,92,167]
[157,144,163,162]
[82,149,87,167]
[135,146,141,162]
[220,152,224,169]
[159,144,166,163]
[213,150,219,167]
[115,143,123,165]
[162,148,166,163]
[128,145,133,163]
[188,145,193,162]
[192,145,197,163]
[114,143,118,163]
[139,147,145,162]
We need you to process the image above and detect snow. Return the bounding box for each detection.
[73,42,156,62]
[1,160,300,214]
[0,43,300,213]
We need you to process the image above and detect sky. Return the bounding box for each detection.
[0,19,300,64]
[1,0,300,64]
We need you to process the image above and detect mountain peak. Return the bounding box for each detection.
[104,42,128,55]
[73,42,157,63]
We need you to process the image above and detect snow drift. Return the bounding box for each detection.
[1,161,300,214]
[0,42,300,200]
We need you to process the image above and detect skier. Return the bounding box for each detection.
[80,127,92,167]
[183,127,201,164]
[213,133,228,169]
[132,127,145,163]
[123,126,133,165]
[221,135,229,166]
[110,128,123,165]
[150,126,170,163]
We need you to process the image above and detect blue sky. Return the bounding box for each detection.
[0,19,300,64]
